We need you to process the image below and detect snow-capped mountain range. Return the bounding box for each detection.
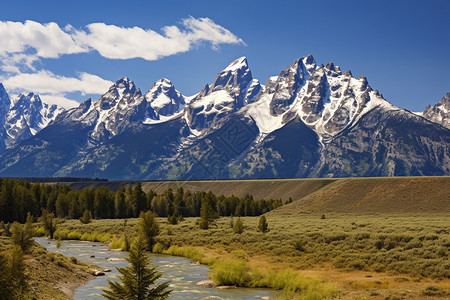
[0,84,63,151]
[0,55,448,179]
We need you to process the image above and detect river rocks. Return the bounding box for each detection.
[196,280,216,288]
[216,285,237,290]
[103,269,112,272]
[196,280,238,290]
[91,270,105,276]
[108,258,125,262]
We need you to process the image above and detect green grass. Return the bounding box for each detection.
[56,214,450,279]
[53,213,450,298]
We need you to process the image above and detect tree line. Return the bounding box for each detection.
[0,178,284,223]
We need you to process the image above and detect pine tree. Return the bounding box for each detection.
[102,235,171,300]
[199,200,217,230]
[79,209,92,224]
[258,215,269,233]
[139,211,160,251]
[115,189,127,218]
[0,252,13,299]
[11,213,34,252]
[0,221,11,237]
[132,183,147,217]
[10,246,28,298]
[233,217,244,234]
[39,208,57,239]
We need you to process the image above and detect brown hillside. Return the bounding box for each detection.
[270,176,450,214]
[69,178,334,201]
[68,176,450,214]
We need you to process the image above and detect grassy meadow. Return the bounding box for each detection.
[52,212,450,299]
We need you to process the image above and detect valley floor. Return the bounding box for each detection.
[55,213,450,299]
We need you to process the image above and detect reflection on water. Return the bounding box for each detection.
[34,237,277,300]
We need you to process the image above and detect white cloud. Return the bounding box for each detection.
[0,20,87,59]
[2,70,113,109]
[0,17,245,71]
[38,94,80,109]
[3,70,113,95]
[0,17,244,109]
[73,17,245,60]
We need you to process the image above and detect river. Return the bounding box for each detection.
[35,237,278,299]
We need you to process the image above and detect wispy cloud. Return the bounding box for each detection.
[0,17,244,108]
[0,17,244,71]
[2,71,113,108]
[74,17,245,60]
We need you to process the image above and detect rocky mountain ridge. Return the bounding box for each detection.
[0,84,63,151]
[0,55,448,179]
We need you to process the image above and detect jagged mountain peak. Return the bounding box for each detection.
[144,78,185,121]
[15,92,43,106]
[0,87,64,149]
[324,61,342,77]
[148,78,176,93]
[269,55,318,115]
[186,57,262,132]
[105,77,138,97]
[0,55,449,180]
[209,56,253,97]
[96,77,142,110]
[423,92,450,129]
[247,55,399,141]
[222,56,248,72]
[0,83,9,100]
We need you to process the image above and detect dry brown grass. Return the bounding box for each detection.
[270,176,450,214]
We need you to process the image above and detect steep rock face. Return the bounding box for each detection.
[232,115,321,179]
[318,107,450,177]
[244,55,389,143]
[86,77,145,143]
[143,78,185,122]
[56,118,190,180]
[155,113,260,180]
[423,92,450,129]
[186,57,262,133]
[0,84,10,125]
[270,55,316,115]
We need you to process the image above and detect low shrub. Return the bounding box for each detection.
[152,242,166,254]
[211,260,251,286]
[110,236,125,250]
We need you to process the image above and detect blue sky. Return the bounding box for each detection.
[0,0,448,111]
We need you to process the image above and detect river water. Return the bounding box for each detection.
[35,238,278,300]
